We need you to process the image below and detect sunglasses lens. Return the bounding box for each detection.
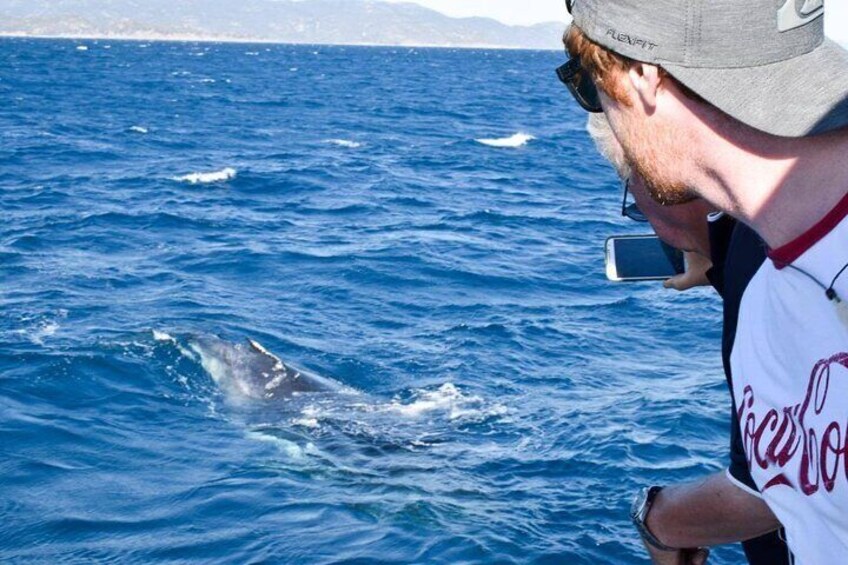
[574,72,601,112]
[623,203,648,223]
[556,59,602,113]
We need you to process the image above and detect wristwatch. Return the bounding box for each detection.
[630,486,677,552]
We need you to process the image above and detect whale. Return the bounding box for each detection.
[187,335,353,401]
[166,332,503,450]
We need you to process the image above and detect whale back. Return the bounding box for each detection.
[188,336,342,401]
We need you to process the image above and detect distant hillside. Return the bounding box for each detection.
[0,0,567,50]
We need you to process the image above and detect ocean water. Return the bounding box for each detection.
[0,38,742,563]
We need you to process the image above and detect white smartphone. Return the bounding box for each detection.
[605,235,685,282]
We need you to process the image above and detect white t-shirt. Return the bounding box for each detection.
[733,193,848,563]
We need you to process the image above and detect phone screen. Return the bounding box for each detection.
[606,236,685,281]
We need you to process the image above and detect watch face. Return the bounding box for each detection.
[630,488,647,520]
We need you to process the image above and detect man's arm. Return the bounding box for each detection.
[638,471,780,563]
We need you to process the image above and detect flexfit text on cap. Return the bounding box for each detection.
[570,0,848,137]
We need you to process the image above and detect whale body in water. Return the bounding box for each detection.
[188,335,354,401]
[158,332,506,449]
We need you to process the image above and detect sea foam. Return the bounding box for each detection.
[381,383,507,422]
[475,132,535,148]
[152,330,175,343]
[245,430,317,459]
[327,139,362,149]
[173,167,237,185]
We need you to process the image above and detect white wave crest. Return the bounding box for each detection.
[475,132,535,148]
[15,310,68,346]
[152,330,197,361]
[383,383,508,422]
[152,330,175,342]
[327,139,362,149]
[129,126,148,134]
[291,417,320,429]
[173,167,237,185]
[76,45,89,52]
[246,431,317,459]
[27,322,60,345]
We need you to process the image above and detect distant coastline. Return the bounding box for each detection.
[0,0,567,52]
[0,31,562,51]
[3,31,840,51]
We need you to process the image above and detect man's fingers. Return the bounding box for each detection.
[687,548,710,565]
[664,273,710,292]
[664,251,713,292]
[664,274,688,291]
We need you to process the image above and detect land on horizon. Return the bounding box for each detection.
[0,0,567,51]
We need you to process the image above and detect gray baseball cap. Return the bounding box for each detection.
[570,0,848,137]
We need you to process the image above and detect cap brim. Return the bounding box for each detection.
[664,39,848,138]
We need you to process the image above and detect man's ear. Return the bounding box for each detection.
[627,63,661,114]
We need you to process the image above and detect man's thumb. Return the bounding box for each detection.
[688,548,710,565]
[663,276,683,291]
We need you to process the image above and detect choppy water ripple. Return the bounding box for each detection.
[1,38,740,563]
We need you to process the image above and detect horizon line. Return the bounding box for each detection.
[0,31,564,51]
[3,31,843,52]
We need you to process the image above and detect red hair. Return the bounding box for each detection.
[564,26,705,106]
[564,25,634,104]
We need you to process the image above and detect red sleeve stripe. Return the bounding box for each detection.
[769,190,848,269]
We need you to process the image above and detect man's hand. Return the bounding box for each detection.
[663,251,712,291]
[645,544,709,565]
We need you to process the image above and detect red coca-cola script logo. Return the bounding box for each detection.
[738,352,848,494]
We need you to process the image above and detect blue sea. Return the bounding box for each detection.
[1,38,742,563]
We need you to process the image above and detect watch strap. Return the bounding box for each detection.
[631,486,677,552]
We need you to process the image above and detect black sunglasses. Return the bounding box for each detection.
[621,179,648,222]
[556,57,603,113]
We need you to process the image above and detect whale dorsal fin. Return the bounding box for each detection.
[247,339,287,372]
